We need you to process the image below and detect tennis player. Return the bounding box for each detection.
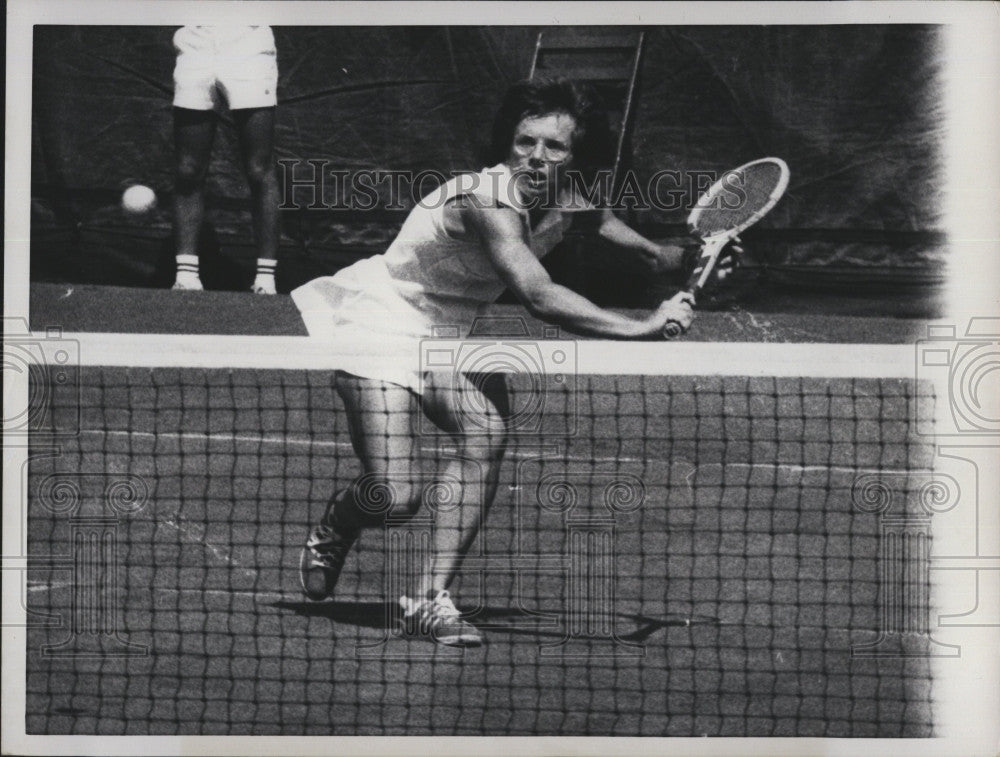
[293,79,717,646]
[171,25,281,294]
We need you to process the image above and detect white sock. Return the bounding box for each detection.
[252,258,277,293]
[174,254,202,289]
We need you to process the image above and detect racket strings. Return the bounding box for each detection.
[694,161,785,237]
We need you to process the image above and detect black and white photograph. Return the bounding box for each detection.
[3,2,998,755]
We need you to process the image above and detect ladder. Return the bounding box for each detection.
[529,28,647,199]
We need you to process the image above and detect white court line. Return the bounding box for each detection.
[159,518,259,580]
[72,429,931,475]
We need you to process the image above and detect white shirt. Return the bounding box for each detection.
[291,163,572,391]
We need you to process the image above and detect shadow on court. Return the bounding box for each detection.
[273,599,396,630]
[273,598,720,644]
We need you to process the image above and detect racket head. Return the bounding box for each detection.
[687,157,790,240]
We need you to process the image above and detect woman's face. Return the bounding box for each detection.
[506,111,576,201]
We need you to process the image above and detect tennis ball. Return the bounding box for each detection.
[122,184,157,214]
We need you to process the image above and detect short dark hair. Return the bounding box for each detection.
[482,78,614,181]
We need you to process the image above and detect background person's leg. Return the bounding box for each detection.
[233,106,280,294]
[172,107,216,289]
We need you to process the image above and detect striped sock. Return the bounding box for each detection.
[173,254,202,290]
[252,258,277,294]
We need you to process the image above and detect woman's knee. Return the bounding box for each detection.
[352,473,424,519]
[462,408,509,458]
[422,375,511,447]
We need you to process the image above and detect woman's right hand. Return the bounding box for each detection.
[640,291,695,338]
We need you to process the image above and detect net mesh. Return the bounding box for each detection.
[693,160,786,237]
[24,336,936,736]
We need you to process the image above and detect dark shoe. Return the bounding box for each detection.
[299,522,358,601]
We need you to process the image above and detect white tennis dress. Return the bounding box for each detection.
[291,164,572,392]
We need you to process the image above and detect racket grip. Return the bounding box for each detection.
[662,319,684,339]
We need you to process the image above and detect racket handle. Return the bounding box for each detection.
[662,237,726,341]
[662,286,697,340]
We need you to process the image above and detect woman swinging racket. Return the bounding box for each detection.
[292,79,726,646]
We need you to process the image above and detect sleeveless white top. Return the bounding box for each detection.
[291,164,573,392]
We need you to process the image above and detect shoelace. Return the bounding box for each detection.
[307,524,334,546]
[429,590,460,618]
[308,524,354,562]
[407,590,461,634]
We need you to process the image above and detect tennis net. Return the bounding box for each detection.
[23,332,936,736]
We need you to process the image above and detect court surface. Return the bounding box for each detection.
[24,286,934,736]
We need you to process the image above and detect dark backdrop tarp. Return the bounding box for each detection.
[30,25,945,308]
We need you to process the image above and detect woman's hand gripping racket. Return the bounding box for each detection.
[663,157,790,339]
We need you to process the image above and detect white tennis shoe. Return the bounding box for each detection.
[399,590,483,647]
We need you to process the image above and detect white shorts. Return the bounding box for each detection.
[173,25,278,111]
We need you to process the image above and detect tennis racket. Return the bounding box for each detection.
[663,157,790,338]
